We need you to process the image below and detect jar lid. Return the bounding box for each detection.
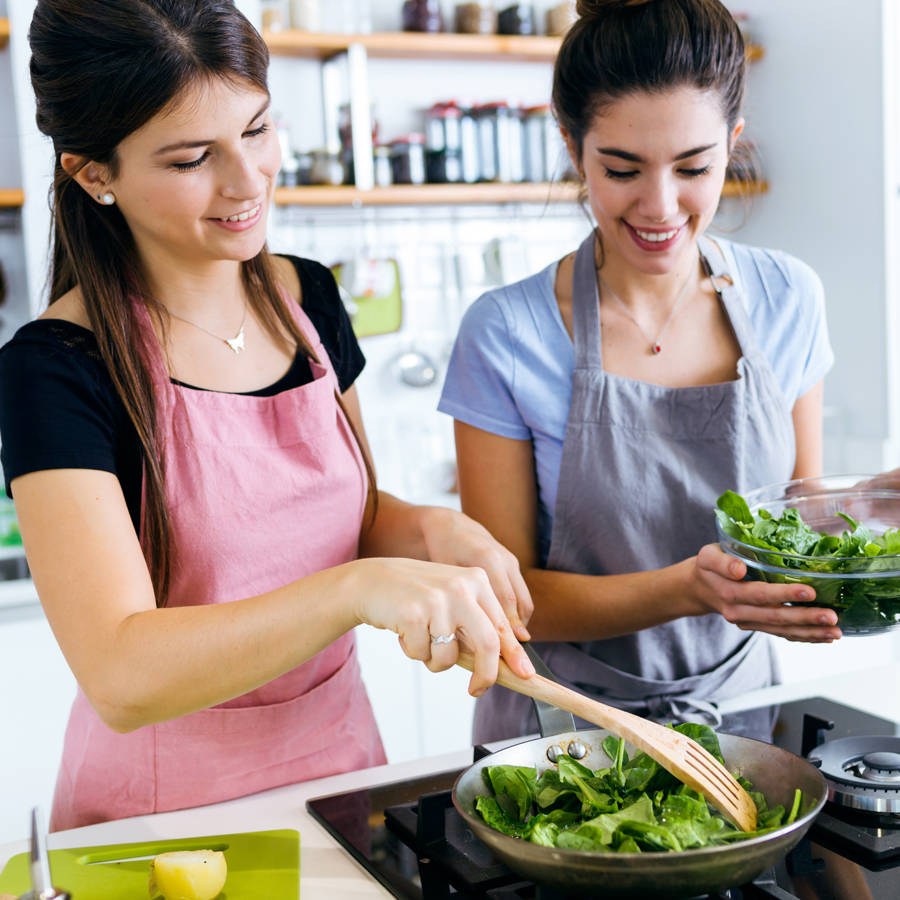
[428,105,463,119]
[391,133,426,145]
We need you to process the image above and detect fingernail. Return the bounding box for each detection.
[522,656,536,675]
[798,590,813,602]
[519,627,532,641]
[729,561,742,577]
[818,614,829,624]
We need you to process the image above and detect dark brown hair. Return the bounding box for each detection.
[29,0,373,605]
[554,0,747,164]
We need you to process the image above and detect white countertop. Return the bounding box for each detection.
[2,662,898,898]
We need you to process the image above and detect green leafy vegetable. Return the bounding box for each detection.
[716,491,900,632]
[473,723,802,853]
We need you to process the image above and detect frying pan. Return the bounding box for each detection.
[452,724,826,898]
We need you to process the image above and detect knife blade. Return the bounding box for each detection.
[19,808,69,900]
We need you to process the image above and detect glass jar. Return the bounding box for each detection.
[497,3,535,35]
[373,145,393,187]
[289,0,319,30]
[295,150,314,185]
[261,0,287,31]
[390,135,427,185]
[545,0,576,36]
[280,153,301,187]
[424,103,463,154]
[472,104,497,182]
[501,104,525,183]
[455,2,497,34]
[459,107,481,183]
[426,148,463,184]
[522,104,551,182]
[310,149,345,186]
[402,0,443,32]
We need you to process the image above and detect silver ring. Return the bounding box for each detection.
[430,633,456,645]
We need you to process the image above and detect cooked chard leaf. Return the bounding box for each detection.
[473,723,803,853]
[482,765,537,822]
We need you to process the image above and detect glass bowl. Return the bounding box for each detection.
[714,474,900,635]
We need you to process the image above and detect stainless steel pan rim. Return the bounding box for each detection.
[452,728,828,899]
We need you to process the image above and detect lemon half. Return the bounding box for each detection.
[148,849,227,900]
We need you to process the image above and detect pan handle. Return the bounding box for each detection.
[522,644,576,738]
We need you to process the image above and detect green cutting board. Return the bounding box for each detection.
[0,828,299,899]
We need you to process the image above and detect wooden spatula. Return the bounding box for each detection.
[457,651,757,832]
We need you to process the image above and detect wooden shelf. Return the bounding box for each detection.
[264,29,563,61]
[0,189,24,208]
[746,44,764,63]
[274,179,767,208]
[266,30,763,64]
[0,18,10,50]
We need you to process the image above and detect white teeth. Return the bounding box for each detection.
[636,228,678,242]
[219,204,260,223]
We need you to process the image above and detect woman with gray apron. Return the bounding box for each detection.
[439,0,837,743]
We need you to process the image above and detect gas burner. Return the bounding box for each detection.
[809,736,900,816]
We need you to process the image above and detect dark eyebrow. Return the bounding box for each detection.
[597,143,718,163]
[153,99,271,156]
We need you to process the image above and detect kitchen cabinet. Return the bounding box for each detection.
[265,27,765,204]
[0,592,76,845]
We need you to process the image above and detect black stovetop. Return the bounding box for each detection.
[307,697,900,899]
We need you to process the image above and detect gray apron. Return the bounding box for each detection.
[473,234,795,744]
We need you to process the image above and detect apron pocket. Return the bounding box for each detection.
[154,645,383,811]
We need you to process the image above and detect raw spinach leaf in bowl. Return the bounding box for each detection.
[715,486,900,634]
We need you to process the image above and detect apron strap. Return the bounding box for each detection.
[698,235,762,362]
[571,233,604,368]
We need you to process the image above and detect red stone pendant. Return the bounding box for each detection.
[653,344,662,354]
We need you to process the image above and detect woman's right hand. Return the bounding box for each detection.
[349,557,535,696]
[686,543,842,642]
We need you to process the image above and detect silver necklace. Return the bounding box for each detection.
[596,256,697,355]
[166,302,247,354]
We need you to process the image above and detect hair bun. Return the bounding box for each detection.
[576,0,653,17]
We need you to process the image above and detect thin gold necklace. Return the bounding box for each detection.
[166,302,248,354]
[595,255,698,355]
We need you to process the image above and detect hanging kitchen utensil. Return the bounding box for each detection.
[456,651,758,832]
[390,346,438,388]
[331,258,403,338]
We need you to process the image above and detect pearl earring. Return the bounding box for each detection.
[96,192,116,206]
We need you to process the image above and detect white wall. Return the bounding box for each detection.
[727,0,895,473]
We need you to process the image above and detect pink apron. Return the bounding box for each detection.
[50,292,386,831]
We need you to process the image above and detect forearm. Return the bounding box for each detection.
[358,490,447,560]
[522,559,701,641]
[81,563,362,732]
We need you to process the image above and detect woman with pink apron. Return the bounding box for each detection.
[48,300,385,829]
[1,0,536,832]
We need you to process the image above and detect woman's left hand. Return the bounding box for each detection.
[418,506,533,642]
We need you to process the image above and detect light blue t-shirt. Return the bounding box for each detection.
[438,236,834,564]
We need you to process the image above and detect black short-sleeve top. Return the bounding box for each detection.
[0,256,365,534]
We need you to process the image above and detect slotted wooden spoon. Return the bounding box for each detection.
[457,651,757,832]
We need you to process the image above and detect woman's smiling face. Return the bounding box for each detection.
[572,85,742,276]
[101,75,281,274]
